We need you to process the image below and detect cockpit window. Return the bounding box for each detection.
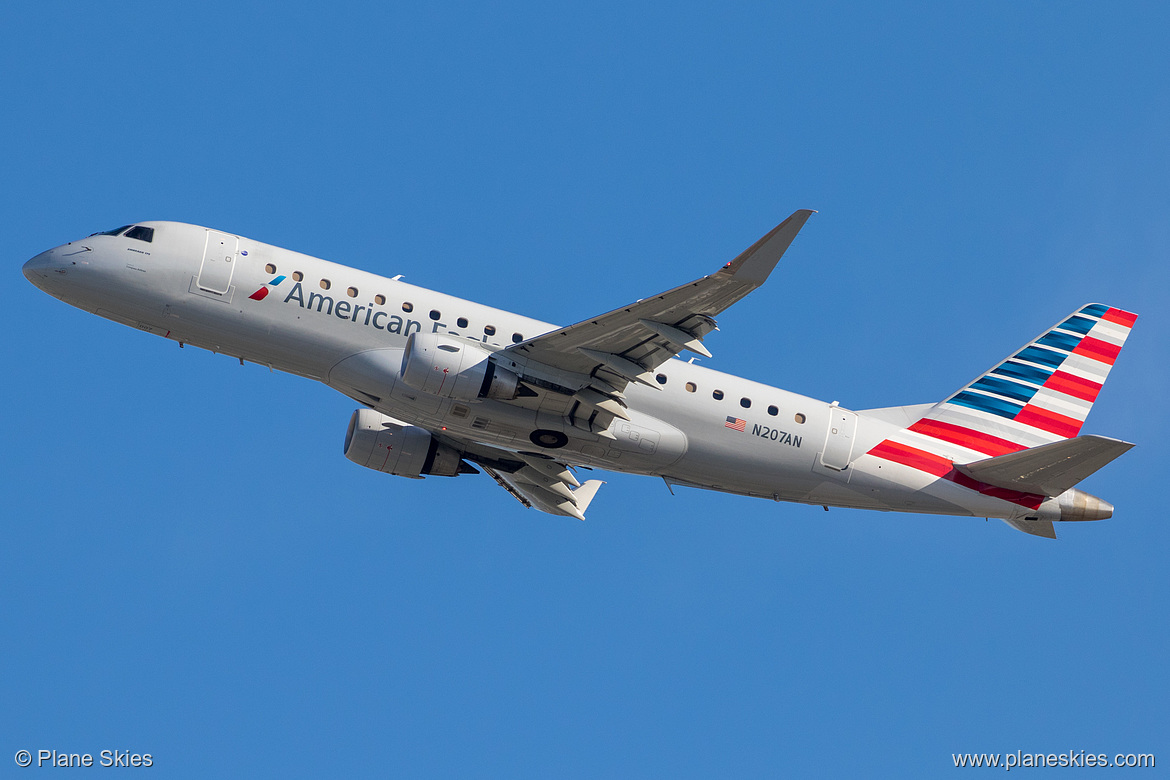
[91,225,132,237]
[124,225,154,243]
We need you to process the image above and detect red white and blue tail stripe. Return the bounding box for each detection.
[916,303,1136,455]
[862,304,1136,511]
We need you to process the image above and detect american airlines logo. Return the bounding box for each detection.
[248,275,286,300]
[275,281,427,337]
[250,277,469,340]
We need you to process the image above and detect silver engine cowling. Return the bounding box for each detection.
[344,409,470,478]
[398,332,520,402]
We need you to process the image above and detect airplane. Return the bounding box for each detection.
[22,211,1137,538]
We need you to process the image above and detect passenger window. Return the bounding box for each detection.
[767,405,778,416]
[713,390,724,400]
[374,294,385,305]
[265,263,277,274]
[429,309,441,321]
[740,397,751,408]
[655,373,667,385]
[320,279,331,290]
[124,225,154,242]
[402,302,413,313]
[347,287,358,298]
[484,325,496,336]
[457,317,468,328]
[512,333,524,343]
[794,413,806,424]
[685,382,697,393]
[292,271,303,282]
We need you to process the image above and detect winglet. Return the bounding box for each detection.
[535,479,605,521]
[569,479,604,518]
[718,209,815,284]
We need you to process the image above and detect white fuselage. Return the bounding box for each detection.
[23,221,1049,522]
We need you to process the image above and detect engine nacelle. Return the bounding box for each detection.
[344,409,468,478]
[399,332,520,402]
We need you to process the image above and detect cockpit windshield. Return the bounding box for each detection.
[91,225,132,237]
[88,224,154,242]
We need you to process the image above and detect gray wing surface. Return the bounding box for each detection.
[432,431,603,520]
[505,209,814,390]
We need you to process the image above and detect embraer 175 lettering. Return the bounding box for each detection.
[23,212,1137,538]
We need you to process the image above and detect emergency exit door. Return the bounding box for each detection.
[197,230,239,294]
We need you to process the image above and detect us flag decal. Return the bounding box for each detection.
[725,416,746,432]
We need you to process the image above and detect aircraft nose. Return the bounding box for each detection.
[22,250,54,287]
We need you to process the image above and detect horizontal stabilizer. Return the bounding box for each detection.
[957,435,1134,497]
[1003,518,1058,539]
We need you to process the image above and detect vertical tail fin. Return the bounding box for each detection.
[910,304,1137,456]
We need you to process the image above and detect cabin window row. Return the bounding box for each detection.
[263,263,524,342]
[653,373,806,424]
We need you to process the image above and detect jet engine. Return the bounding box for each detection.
[344,409,475,478]
[399,332,521,402]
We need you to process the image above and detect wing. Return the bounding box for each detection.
[484,467,604,521]
[496,210,815,436]
[433,431,604,520]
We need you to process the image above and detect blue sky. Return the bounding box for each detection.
[2,2,1166,776]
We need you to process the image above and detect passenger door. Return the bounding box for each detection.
[820,407,858,471]
[196,230,239,295]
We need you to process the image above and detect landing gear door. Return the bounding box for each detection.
[197,230,239,295]
[819,407,858,471]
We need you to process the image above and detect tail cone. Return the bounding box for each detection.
[1059,489,1114,522]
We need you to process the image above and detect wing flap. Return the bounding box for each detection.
[484,465,534,509]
